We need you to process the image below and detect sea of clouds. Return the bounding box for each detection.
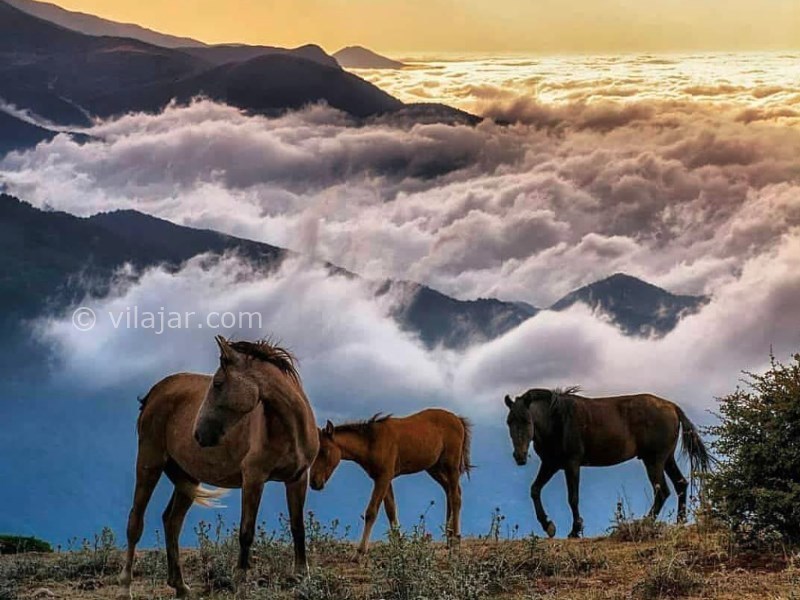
[3,52,800,418]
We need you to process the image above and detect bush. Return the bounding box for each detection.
[0,535,52,555]
[706,353,800,546]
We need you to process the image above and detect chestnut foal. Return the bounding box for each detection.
[309,409,472,554]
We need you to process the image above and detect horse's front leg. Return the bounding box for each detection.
[564,463,583,538]
[357,474,392,555]
[285,470,310,578]
[235,478,265,600]
[531,461,558,538]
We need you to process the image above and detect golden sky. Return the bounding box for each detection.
[48,0,800,54]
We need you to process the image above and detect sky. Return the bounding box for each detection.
[46,0,800,54]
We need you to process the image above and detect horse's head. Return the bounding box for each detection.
[309,421,342,491]
[504,393,535,466]
[193,336,261,448]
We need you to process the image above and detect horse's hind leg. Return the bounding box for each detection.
[119,447,165,598]
[285,470,309,577]
[427,469,453,540]
[445,469,463,544]
[644,458,671,519]
[163,486,194,598]
[383,483,399,529]
[665,456,689,523]
[564,463,583,538]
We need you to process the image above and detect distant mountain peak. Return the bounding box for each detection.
[551,272,708,337]
[333,46,406,69]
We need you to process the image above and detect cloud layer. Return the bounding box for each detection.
[2,51,799,414]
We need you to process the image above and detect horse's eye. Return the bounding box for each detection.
[213,380,223,389]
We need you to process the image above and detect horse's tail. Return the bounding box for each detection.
[675,405,714,480]
[459,416,475,479]
[185,484,229,508]
[165,461,228,508]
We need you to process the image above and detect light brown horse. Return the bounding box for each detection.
[309,409,472,554]
[504,387,713,538]
[119,337,319,599]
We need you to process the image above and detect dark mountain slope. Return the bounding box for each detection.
[5,0,205,48]
[0,0,403,129]
[94,53,403,118]
[0,196,531,351]
[551,273,708,336]
[179,44,339,69]
[380,280,538,348]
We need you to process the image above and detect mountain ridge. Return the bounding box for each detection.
[0,195,708,352]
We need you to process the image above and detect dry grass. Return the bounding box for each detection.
[1,515,797,600]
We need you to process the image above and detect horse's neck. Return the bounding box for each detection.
[253,370,304,439]
[334,430,372,466]
[530,401,556,441]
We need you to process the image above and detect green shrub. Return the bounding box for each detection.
[706,353,800,546]
[0,535,52,555]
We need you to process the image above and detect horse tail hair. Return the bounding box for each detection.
[675,405,714,480]
[186,484,228,509]
[459,416,475,479]
[165,461,228,508]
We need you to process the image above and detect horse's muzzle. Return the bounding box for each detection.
[194,426,221,448]
[514,454,528,466]
[310,480,324,491]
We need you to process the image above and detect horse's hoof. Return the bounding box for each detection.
[545,522,556,538]
[568,531,581,539]
[175,585,193,599]
[115,589,133,600]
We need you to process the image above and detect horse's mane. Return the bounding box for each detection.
[550,386,581,427]
[335,413,392,438]
[523,386,581,430]
[228,339,301,384]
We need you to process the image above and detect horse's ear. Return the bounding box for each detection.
[215,335,235,365]
[504,394,514,409]
[324,420,335,438]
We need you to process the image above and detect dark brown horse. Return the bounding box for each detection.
[119,337,319,599]
[504,387,712,538]
[309,409,472,554]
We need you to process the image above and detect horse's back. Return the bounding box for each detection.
[138,372,210,435]
[572,394,679,464]
[592,394,680,456]
[385,409,466,474]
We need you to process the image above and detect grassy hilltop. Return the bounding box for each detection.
[1,511,798,600]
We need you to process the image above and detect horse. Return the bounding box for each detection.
[309,409,472,554]
[119,336,319,599]
[504,387,712,538]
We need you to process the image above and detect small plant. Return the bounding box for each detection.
[194,516,239,592]
[294,568,355,600]
[632,549,703,599]
[370,514,442,600]
[607,500,667,542]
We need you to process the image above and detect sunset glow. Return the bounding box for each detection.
[46,0,800,53]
